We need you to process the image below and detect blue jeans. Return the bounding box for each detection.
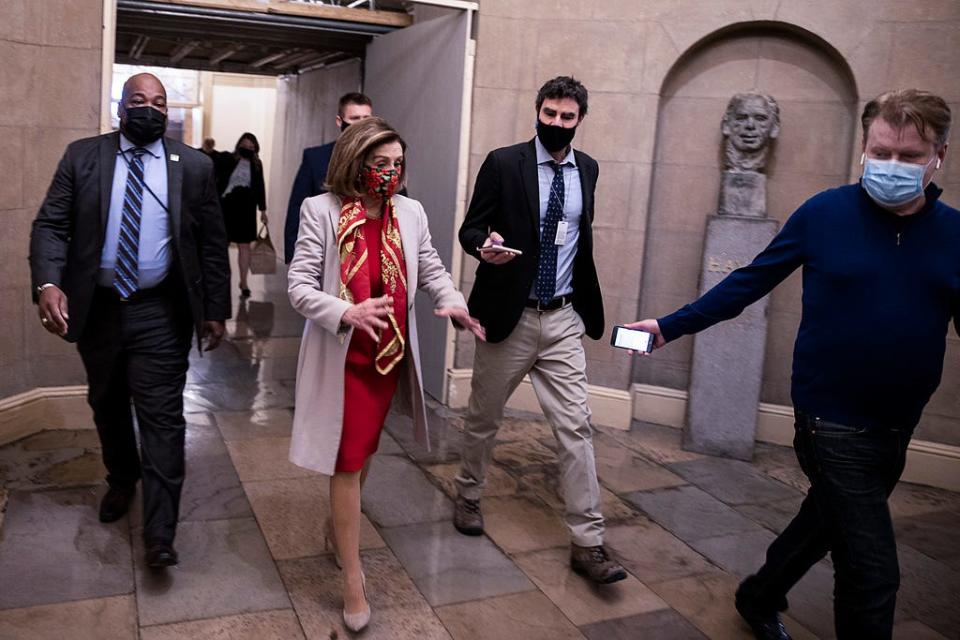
[738,411,910,639]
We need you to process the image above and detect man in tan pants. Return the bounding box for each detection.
[454,77,625,584]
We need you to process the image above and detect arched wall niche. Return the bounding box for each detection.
[633,22,858,406]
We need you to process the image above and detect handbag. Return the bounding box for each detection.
[250,224,277,275]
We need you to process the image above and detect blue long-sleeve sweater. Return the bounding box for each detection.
[659,182,960,431]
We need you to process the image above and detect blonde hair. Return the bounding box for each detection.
[862,89,952,150]
[325,117,407,197]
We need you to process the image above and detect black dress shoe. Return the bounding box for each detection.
[145,542,178,568]
[735,599,792,640]
[99,485,136,523]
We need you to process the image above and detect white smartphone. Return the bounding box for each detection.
[477,245,523,256]
[610,325,654,353]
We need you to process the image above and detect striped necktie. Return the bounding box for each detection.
[535,161,564,304]
[113,148,147,299]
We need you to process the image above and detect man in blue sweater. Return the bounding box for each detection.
[283,92,373,262]
[628,90,955,640]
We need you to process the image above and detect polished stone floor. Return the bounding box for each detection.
[1,269,958,639]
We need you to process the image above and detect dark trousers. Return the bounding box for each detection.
[738,411,910,640]
[77,285,193,544]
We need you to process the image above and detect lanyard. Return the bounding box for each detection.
[118,144,170,213]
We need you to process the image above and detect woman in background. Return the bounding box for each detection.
[287,117,484,632]
[217,132,267,298]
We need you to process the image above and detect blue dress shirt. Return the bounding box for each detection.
[98,134,172,289]
[532,136,582,298]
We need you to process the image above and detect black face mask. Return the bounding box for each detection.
[238,147,255,159]
[536,119,577,153]
[340,120,351,132]
[122,106,167,145]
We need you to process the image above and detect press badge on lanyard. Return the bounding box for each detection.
[551,167,569,246]
[554,220,568,245]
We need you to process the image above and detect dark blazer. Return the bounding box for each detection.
[29,131,231,344]
[459,138,604,344]
[214,151,267,209]
[285,142,334,263]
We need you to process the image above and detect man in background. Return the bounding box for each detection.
[200,137,216,156]
[283,91,373,262]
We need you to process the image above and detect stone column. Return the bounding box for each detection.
[0,0,103,399]
[683,93,780,460]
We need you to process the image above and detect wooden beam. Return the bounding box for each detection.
[250,49,292,68]
[269,48,318,68]
[128,34,145,58]
[148,0,412,27]
[169,40,201,63]
[269,1,410,27]
[132,35,151,58]
[209,43,244,64]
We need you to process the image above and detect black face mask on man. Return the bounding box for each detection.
[123,106,167,145]
[536,119,577,153]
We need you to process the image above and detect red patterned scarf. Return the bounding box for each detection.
[337,197,407,374]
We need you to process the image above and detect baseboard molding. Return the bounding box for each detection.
[631,383,688,427]
[5,378,958,492]
[629,383,960,493]
[447,368,632,430]
[447,370,960,492]
[0,386,92,446]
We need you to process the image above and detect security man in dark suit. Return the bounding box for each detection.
[453,76,625,584]
[29,73,230,569]
[283,92,373,262]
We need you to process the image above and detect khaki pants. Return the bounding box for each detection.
[455,304,604,547]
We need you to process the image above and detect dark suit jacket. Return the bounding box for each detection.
[29,131,231,344]
[285,142,334,263]
[458,139,604,344]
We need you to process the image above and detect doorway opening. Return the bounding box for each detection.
[105,0,477,403]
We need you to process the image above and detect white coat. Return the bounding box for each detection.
[287,192,466,474]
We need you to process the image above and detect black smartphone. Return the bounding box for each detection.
[610,325,654,353]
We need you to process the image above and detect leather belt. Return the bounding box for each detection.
[525,295,572,312]
[95,277,175,304]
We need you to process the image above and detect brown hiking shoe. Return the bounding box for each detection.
[570,544,627,584]
[453,495,484,536]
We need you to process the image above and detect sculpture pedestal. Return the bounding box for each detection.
[684,215,779,460]
[719,171,766,216]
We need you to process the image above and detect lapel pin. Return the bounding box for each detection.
[170,154,180,162]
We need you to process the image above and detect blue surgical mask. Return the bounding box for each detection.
[861,155,938,208]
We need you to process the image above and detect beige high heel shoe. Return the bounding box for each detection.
[342,571,370,632]
[323,516,342,569]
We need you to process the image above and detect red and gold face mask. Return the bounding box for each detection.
[361,166,401,199]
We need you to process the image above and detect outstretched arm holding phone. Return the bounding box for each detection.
[623,204,806,354]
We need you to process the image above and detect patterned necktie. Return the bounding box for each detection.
[113,148,147,299]
[535,161,565,303]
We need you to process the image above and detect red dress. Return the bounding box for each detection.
[336,215,403,472]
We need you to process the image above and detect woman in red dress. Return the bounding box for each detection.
[338,211,403,472]
[287,118,485,632]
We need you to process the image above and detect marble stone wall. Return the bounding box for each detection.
[457,0,960,445]
[0,0,104,398]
